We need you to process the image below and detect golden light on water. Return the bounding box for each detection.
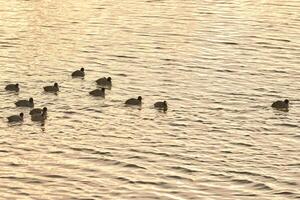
[0,0,299,199]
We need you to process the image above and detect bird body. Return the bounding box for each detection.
[96,77,112,88]
[72,68,85,77]
[31,109,47,122]
[44,83,59,92]
[30,107,47,115]
[125,96,142,106]
[7,113,24,122]
[271,99,289,109]
[89,88,105,97]
[5,83,19,92]
[154,101,168,111]
[15,98,34,108]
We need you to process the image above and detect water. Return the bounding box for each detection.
[0,0,299,199]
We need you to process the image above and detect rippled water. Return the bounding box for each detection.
[0,0,299,199]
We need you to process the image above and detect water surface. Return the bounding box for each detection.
[0,0,299,199]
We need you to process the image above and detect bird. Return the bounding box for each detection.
[89,88,105,97]
[96,77,112,88]
[125,96,142,105]
[154,101,168,111]
[5,83,19,92]
[271,99,289,109]
[30,107,47,115]
[44,83,59,92]
[7,113,24,122]
[15,98,34,108]
[72,68,85,77]
[31,109,47,122]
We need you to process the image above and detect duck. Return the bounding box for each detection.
[5,83,19,92]
[44,83,59,92]
[271,99,289,109]
[154,101,168,111]
[7,113,24,122]
[96,77,112,88]
[72,68,85,77]
[89,88,105,97]
[125,96,142,105]
[31,109,47,122]
[15,98,34,107]
[30,107,47,115]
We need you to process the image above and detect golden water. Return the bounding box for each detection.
[0,0,299,199]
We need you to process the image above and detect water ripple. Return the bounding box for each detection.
[0,0,299,199]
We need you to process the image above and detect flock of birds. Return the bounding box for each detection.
[5,67,168,123]
[5,67,290,123]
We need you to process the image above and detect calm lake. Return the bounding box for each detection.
[0,0,299,199]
